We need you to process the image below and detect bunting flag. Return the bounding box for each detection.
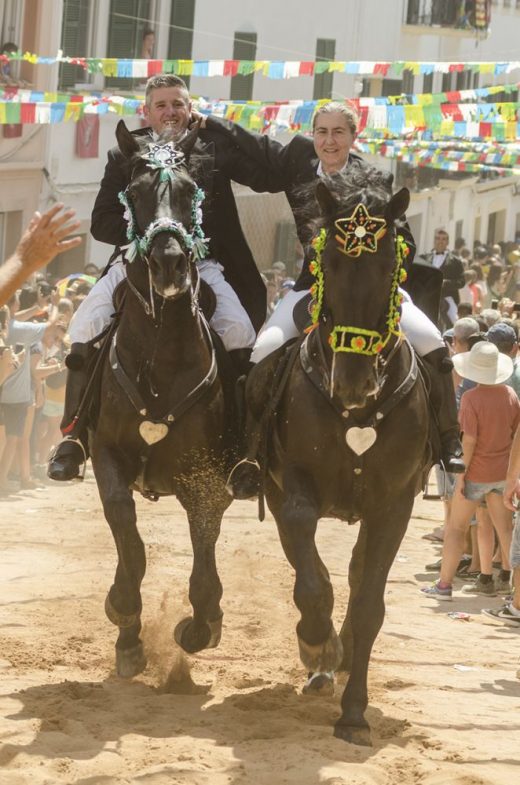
[2,51,520,79]
[1,93,520,144]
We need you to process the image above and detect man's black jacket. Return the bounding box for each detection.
[91,121,276,333]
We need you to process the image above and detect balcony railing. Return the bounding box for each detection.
[406,0,491,32]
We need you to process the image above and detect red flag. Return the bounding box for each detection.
[75,114,99,158]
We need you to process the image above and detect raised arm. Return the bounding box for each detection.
[202,115,290,193]
[0,205,81,307]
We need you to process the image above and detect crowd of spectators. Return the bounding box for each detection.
[0,268,97,494]
[261,259,302,317]
[420,235,520,626]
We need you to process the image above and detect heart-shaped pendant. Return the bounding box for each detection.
[345,426,377,456]
[139,420,169,445]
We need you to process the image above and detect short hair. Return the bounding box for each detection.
[145,74,189,106]
[1,42,18,55]
[434,228,449,240]
[142,28,155,40]
[453,317,480,341]
[312,101,359,134]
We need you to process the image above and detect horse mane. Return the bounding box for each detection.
[296,165,395,239]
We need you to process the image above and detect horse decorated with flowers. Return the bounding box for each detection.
[89,121,235,678]
[245,167,431,745]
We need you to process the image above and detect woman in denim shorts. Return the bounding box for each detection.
[422,341,520,600]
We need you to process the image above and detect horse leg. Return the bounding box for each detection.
[173,489,227,654]
[338,520,368,672]
[93,451,147,679]
[273,474,342,695]
[334,503,411,746]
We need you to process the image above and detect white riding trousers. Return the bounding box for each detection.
[250,286,444,364]
[69,259,256,351]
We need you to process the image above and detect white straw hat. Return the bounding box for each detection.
[452,341,513,385]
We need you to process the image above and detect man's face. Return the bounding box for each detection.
[313,112,355,173]
[434,232,449,253]
[143,86,191,136]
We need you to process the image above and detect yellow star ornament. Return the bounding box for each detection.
[334,203,387,257]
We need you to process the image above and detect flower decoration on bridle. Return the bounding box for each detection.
[306,210,409,356]
[141,141,186,182]
[118,185,209,264]
[334,202,387,257]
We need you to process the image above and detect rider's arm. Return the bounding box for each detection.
[91,148,129,247]
[202,116,290,193]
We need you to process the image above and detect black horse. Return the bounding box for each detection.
[90,121,234,678]
[247,169,431,745]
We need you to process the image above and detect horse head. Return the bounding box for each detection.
[313,168,410,409]
[116,119,206,303]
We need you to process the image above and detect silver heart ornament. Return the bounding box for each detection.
[345,426,377,456]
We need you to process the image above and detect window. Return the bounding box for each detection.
[230,31,257,101]
[168,0,195,88]
[313,38,335,100]
[423,72,433,94]
[59,0,92,89]
[402,69,414,94]
[381,78,403,97]
[106,0,151,89]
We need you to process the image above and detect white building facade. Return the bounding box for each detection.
[1,0,519,276]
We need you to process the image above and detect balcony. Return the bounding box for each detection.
[405,0,491,33]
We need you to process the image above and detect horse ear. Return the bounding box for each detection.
[385,187,410,222]
[176,119,201,159]
[316,181,339,218]
[116,120,141,159]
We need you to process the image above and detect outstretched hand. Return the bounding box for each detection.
[16,203,82,273]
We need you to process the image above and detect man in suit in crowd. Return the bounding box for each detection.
[420,228,465,329]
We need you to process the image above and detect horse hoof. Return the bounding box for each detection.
[333,722,372,746]
[173,615,223,654]
[302,671,335,696]
[116,642,147,679]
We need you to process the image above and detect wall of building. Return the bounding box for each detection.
[1,0,520,273]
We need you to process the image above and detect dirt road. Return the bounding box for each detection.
[0,476,518,784]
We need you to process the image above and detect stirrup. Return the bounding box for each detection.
[48,437,88,481]
[225,458,260,498]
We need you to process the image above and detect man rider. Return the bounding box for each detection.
[48,74,272,481]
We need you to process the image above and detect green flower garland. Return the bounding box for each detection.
[307,227,409,356]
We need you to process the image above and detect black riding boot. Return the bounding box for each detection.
[226,372,262,500]
[422,346,465,474]
[47,343,91,481]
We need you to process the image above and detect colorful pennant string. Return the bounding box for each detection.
[2,51,520,79]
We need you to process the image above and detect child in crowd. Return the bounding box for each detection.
[422,341,519,600]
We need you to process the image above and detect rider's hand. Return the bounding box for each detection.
[190,110,206,129]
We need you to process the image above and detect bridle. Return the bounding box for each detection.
[118,141,208,321]
[307,201,410,396]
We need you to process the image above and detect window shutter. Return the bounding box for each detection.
[168,0,195,87]
[313,39,335,100]
[230,32,257,101]
[59,0,91,89]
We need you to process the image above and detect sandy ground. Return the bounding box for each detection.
[0,474,519,785]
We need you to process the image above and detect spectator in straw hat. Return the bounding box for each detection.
[421,341,519,600]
